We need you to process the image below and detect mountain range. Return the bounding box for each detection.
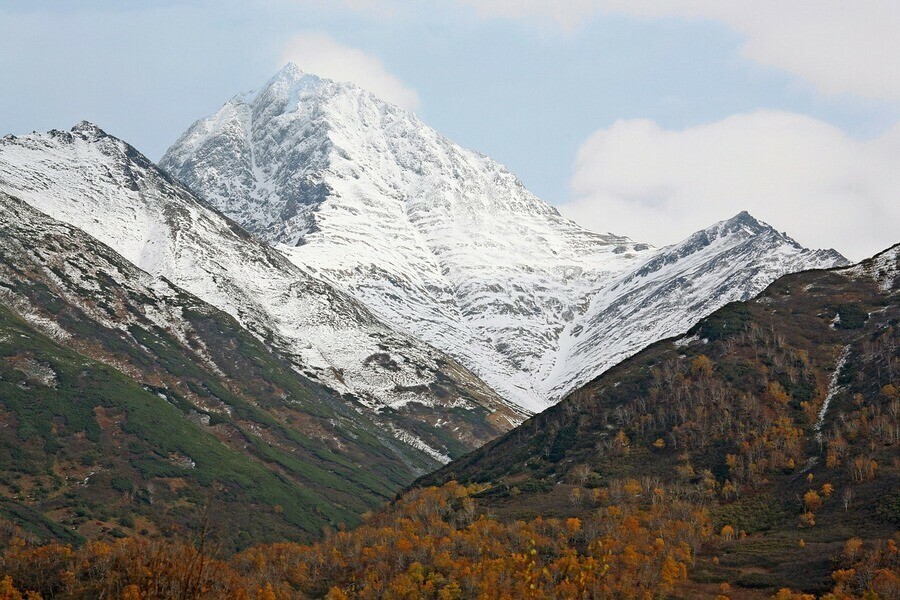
[0,121,519,544]
[3,238,890,596]
[0,66,860,552]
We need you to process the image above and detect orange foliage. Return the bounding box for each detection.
[690,355,714,378]
[771,589,815,600]
[720,525,736,541]
[766,381,791,405]
[0,482,711,599]
[803,490,822,512]
[851,456,878,482]
[0,536,261,599]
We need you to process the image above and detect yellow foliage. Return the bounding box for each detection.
[842,537,863,561]
[766,381,791,404]
[255,584,277,600]
[772,589,815,600]
[690,355,714,378]
[623,479,641,499]
[0,576,30,600]
[122,585,141,600]
[0,481,713,600]
[803,490,822,512]
[614,430,630,453]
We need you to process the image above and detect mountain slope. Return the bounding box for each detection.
[0,190,517,546]
[0,124,521,473]
[419,245,899,596]
[3,249,894,599]
[161,64,848,412]
[544,211,849,398]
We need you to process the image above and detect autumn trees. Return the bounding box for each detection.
[267,480,708,598]
[0,480,714,599]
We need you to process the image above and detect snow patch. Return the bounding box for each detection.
[816,345,850,442]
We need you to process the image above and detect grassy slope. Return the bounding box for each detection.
[0,300,413,547]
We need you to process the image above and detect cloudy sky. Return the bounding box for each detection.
[1,1,897,260]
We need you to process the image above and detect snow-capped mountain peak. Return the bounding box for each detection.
[162,67,848,412]
[542,210,849,398]
[630,211,843,280]
[272,60,305,81]
[162,70,653,412]
[71,120,105,135]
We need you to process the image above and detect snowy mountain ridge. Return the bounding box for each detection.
[543,211,848,398]
[162,64,848,412]
[0,122,520,467]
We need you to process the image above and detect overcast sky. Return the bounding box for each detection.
[1,0,898,260]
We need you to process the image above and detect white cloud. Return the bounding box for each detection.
[558,111,900,261]
[280,33,420,110]
[458,0,900,102]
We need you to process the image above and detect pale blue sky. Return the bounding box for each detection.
[1,1,898,258]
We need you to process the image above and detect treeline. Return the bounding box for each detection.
[582,321,897,505]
